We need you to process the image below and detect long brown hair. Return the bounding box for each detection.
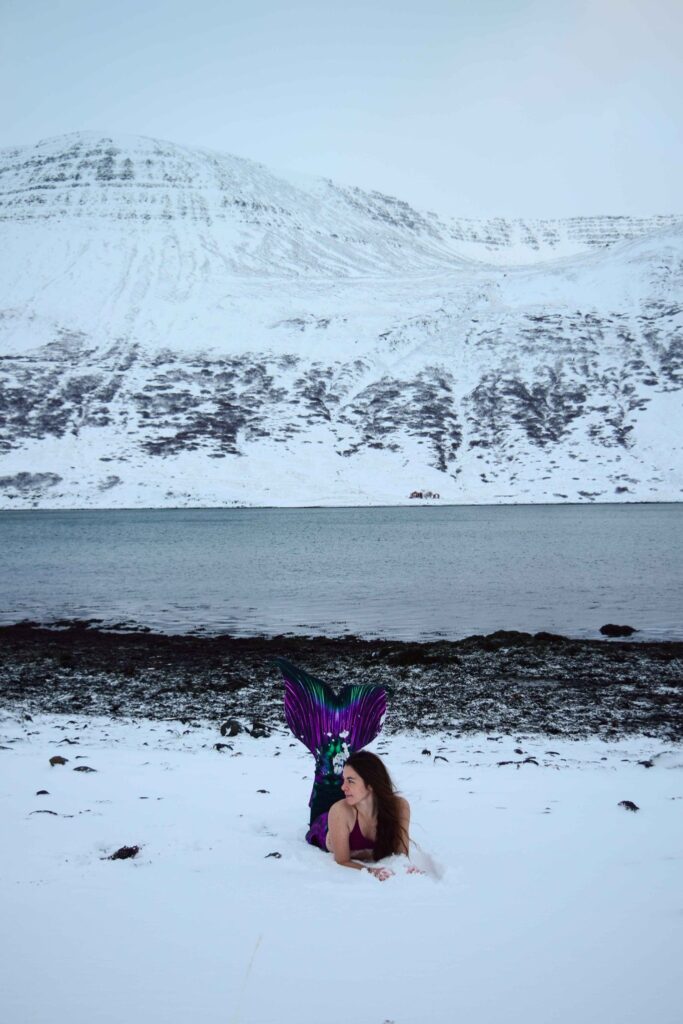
[344,751,407,861]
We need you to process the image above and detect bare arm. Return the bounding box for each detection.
[326,801,366,871]
[326,800,405,881]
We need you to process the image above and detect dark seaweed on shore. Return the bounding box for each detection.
[0,622,681,740]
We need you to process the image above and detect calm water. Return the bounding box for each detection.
[0,505,681,641]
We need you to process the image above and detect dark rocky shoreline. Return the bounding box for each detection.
[1,621,682,741]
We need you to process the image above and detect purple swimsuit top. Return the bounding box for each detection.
[349,811,375,852]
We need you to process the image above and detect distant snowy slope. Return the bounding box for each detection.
[0,132,681,508]
[0,132,469,278]
[443,214,683,264]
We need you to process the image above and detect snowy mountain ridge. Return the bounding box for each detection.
[0,132,681,508]
[2,131,681,265]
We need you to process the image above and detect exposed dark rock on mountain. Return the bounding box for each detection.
[1,132,681,507]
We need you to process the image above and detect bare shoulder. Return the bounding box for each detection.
[328,798,353,824]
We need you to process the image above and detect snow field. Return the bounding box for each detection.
[1,713,681,1024]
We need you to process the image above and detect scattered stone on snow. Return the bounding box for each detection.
[256,789,269,794]
[49,755,68,766]
[618,800,640,812]
[266,852,282,859]
[36,789,49,795]
[434,755,449,763]
[421,749,431,756]
[73,765,97,772]
[108,845,140,860]
[638,759,655,768]
[498,757,539,767]
[3,625,682,742]
[31,809,58,815]
[220,719,243,737]
[213,742,233,752]
[249,721,271,739]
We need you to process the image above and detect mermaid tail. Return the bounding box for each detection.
[274,658,387,828]
[276,658,387,757]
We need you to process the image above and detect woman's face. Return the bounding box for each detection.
[341,765,371,805]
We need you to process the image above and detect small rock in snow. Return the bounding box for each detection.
[249,721,271,739]
[618,800,640,812]
[49,755,68,766]
[108,845,140,860]
[497,757,539,767]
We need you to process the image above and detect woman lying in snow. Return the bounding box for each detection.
[275,659,418,880]
[322,751,413,880]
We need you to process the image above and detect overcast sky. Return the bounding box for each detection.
[1,0,681,218]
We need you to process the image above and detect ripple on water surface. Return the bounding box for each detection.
[0,504,681,641]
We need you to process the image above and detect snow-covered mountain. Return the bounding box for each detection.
[0,131,681,508]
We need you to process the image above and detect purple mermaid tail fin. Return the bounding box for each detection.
[274,658,387,759]
[275,658,388,826]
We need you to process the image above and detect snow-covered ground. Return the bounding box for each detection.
[2,711,681,1024]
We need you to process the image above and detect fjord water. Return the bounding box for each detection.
[1,504,681,641]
